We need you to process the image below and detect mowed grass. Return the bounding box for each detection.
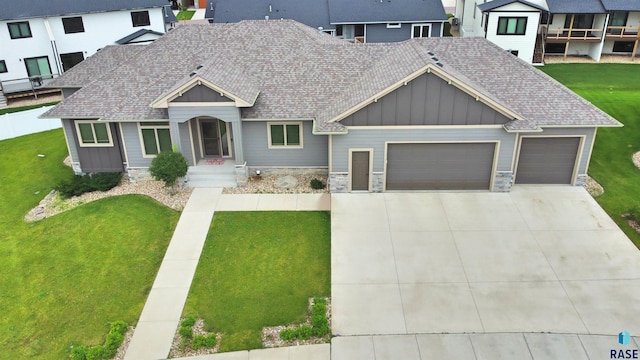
[0,129,180,359]
[176,10,196,20]
[540,64,640,247]
[184,211,331,352]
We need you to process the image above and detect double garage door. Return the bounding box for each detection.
[384,138,580,191]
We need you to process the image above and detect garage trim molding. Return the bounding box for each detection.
[513,135,585,185]
[348,148,374,192]
[584,128,597,174]
[383,140,500,191]
[346,125,505,130]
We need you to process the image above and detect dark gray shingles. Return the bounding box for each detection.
[43,20,620,131]
[213,0,332,30]
[1,0,167,21]
[115,29,164,44]
[327,0,447,23]
[545,0,606,14]
[478,0,547,12]
[600,0,640,11]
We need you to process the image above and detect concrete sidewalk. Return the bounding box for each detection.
[172,343,330,360]
[124,192,330,360]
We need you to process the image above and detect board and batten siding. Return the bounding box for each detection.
[331,127,516,172]
[242,121,328,167]
[516,127,596,175]
[170,85,233,102]
[68,120,124,173]
[340,73,511,126]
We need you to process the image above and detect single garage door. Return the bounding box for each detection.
[516,137,580,184]
[386,143,496,190]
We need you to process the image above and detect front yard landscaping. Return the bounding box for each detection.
[0,129,180,359]
[541,63,640,248]
[183,211,331,353]
[176,10,195,20]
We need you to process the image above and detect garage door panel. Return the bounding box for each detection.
[516,137,580,184]
[386,143,495,190]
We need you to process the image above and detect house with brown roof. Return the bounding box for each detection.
[41,20,621,192]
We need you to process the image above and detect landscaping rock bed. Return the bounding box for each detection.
[633,151,640,170]
[113,327,135,360]
[168,318,221,358]
[223,174,328,194]
[262,297,332,348]
[585,176,604,197]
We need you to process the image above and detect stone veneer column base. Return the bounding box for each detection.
[371,173,384,192]
[493,171,514,192]
[575,174,587,187]
[329,173,349,193]
[235,163,249,187]
[127,167,152,182]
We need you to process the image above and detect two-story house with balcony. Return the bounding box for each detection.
[454,0,640,63]
[206,0,449,43]
[0,0,172,107]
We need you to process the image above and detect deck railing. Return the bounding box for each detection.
[0,74,60,99]
[546,27,603,40]
[606,25,640,38]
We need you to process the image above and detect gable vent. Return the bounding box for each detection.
[435,62,444,67]
[196,64,203,69]
[427,51,435,56]
[189,72,197,77]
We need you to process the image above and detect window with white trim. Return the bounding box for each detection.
[139,122,172,156]
[387,23,401,29]
[267,122,303,148]
[497,17,527,35]
[75,121,113,147]
[411,24,431,38]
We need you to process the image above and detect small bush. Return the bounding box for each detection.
[102,332,124,358]
[192,334,217,349]
[179,326,193,339]
[149,151,188,186]
[297,325,313,340]
[56,172,122,199]
[181,315,196,328]
[279,328,297,341]
[313,297,326,305]
[85,345,104,360]
[627,207,640,222]
[310,178,326,190]
[109,320,128,336]
[312,323,330,337]
[70,346,89,360]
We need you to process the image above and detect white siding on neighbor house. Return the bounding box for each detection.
[121,122,152,168]
[456,0,485,36]
[241,120,328,167]
[486,10,540,63]
[331,127,516,172]
[516,127,596,175]
[0,8,165,82]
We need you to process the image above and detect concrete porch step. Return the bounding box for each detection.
[186,172,237,188]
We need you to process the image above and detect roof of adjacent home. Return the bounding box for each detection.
[0,0,168,21]
[544,0,607,14]
[326,0,448,23]
[116,29,165,44]
[212,0,332,30]
[42,20,621,132]
[478,0,547,12]
[600,0,640,12]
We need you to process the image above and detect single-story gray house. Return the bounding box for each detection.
[42,20,621,192]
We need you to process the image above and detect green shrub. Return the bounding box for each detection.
[279,328,297,341]
[149,151,188,186]
[297,325,313,340]
[109,320,128,336]
[179,326,193,339]
[102,332,124,358]
[311,314,326,328]
[628,207,640,222]
[310,178,326,190]
[313,297,326,305]
[56,172,122,199]
[192,334,217,349]
[85,345,104,360]
[181,315,196,328]
[312,303,326,316]
[70,345,89,360]
[312,323,330,337]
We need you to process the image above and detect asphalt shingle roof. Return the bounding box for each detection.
[545,0,606,14]
[327,0,447,23]
[0,0,167,21]
[42,20,620,132]
[478,0,546,12]
[600,0,640,11]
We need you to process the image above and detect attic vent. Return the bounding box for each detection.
[196,64,203,69]
[431,57,439,62]
[435,62,444,67]
[189,72,197,77]
[427,51,435,56]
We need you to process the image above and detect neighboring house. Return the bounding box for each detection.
[206,0,448,42]
[41,20,620,193]
[0,0,172,105]
[455,0,640,63]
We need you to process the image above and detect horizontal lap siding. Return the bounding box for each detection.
[518,127,595,174]
[365,23,412,42]
[179,121,194,166]
[121,122,151,168]
[242,121,328,167]
[332,127,515,172]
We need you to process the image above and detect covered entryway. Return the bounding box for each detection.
[515,137,580,184]
[385,143,496,190]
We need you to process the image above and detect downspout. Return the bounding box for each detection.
[43,18,62,75]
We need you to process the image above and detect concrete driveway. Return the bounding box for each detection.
[330,186,640,357]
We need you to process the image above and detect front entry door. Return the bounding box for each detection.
[351,151,370,191]
[201,120,220,156]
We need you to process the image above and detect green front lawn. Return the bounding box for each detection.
[0,130,180,359]
[540,64,640,248]
[176,10,196,20]
[184,211,331,352]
